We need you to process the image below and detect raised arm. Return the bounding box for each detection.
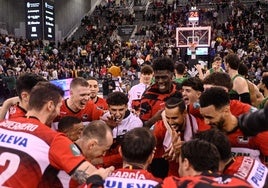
[0,96,20,120]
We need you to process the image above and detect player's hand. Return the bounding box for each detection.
[163,146,176,161]
[3,96,20,106]
[91,166,115,179]
[162,130,183,161]
[195,64,203,71]
[101,115,120,128]
[171,130,183,156]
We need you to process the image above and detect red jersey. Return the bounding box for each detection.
[140,83,181,122]
[6,103,27,119]
[0,117,85,187]
[104,168,162,187]
[223,156,268,188]
[158,172,251,188]
[56,99,103,124]
[94,97,108,111]
[153,114,207,176]
[227,126,268,166]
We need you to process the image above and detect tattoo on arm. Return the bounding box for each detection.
[71,166,91,184]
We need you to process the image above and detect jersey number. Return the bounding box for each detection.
[0,152,20,186]
[189,11,198,18]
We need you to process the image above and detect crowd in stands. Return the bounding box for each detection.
[0,0,267,104]
[2,1,268,187]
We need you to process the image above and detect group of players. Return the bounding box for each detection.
[0,54,268,187]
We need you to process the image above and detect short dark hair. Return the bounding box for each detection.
[181,139,220,172]
[152,57,174,73]
[165,97,186,113]
[182,77,204,92]
[58,116,82,132]
[87,76,98,82]
[141,65,153,75]
[70,77,89,89]
[28,82,64,111]
[199,87,230,110]
[194,128,232,162]
[262,75,268,88]
[106,91,128,106]
[238,63,248,77]
[82,120,112,145]
[16,73,46,99]
[225,53,240,70]
[174,62,186,75]
[121,127,156,164]
[203,72,233,91]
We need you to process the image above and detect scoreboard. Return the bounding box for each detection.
[25,0,55,41]
[188,7,199,25]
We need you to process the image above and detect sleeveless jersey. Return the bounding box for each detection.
[209,67,225,74]
[173,77,187,84]
[229,74,243,99]
[229,74,249,100]
[0,117,85,187]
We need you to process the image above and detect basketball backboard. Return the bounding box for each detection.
[176,26,211,48]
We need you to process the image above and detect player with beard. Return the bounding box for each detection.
[84,128,162,188]
[140,57,182,128]
[87,77,108,111]
[202,72,257,115]
[152,97,208,178]
[195,128,268,188]
[53,77,103,129]
[56,120,114,188]
[185,72,257,120]
[85,139,251,188]
[0,82,113,187]
[199,87,268,166]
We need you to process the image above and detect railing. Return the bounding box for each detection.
[65,0,104,40]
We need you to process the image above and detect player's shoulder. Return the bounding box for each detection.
[159,173,251,188]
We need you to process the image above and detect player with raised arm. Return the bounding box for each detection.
[0,82,113,187]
